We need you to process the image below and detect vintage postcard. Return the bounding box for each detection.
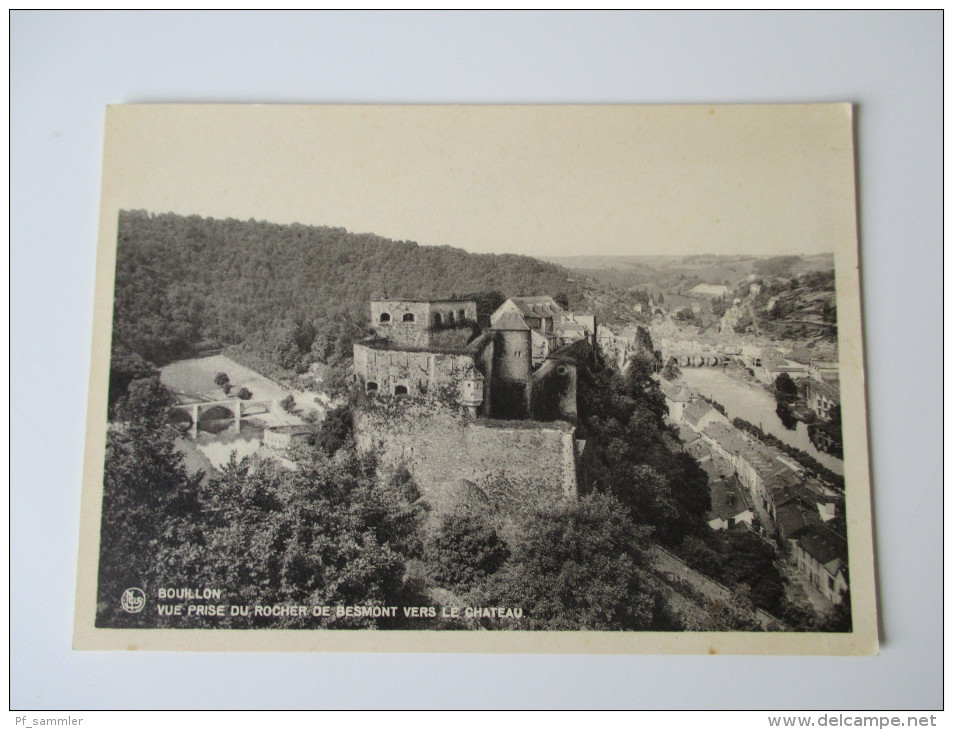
[74,104,878,653]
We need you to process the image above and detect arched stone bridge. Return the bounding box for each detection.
[171,398,274,436]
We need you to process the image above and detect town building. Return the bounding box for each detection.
[490,296,596,369]
[794,525,849,606]
[759,347,810,382]
[809,352,839,383]
[263,424,320,451]
[682,399,729,435]
[688,283,730,299]
[806,378,840,421]
[707,475,755,531]
[659,379,695,422]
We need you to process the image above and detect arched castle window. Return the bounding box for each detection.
[394,385,408,396]
[458,309,466,321]
[366,382,378,392]
[434,313,442,326]
[402,313,415,322]
[379,312,391,323]
[447,312,455,325]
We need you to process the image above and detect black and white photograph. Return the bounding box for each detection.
[74,103,877,654]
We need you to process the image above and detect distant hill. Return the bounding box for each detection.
[111,210,583,372]
[544,253,836,334]
[543,253,833,288]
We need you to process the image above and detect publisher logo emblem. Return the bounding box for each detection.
[120,587,146,613]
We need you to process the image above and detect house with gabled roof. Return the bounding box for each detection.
[659,379,695,421]
[707,474,755,532]
[682,399,729,435]
[794,525,849,606]
[490,296,596,369]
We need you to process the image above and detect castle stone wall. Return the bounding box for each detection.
[354,342,494,409]
[354,399,577,513]
[370,300,478,348]
[371,301,430,348]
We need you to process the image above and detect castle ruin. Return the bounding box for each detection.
[352,295,597,512]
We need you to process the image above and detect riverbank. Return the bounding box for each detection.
[160,354,327,426]
[677,367,843,475]
[162,354,331,471]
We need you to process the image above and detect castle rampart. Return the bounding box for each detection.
[354,399,578,513]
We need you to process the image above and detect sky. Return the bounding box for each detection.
[101,104,857,259]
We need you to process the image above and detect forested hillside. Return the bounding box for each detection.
[111,210,583,373]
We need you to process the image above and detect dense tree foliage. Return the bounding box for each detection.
[679,531,786,616]
[98,430,427,628]
[313,405,354,458]
[425,504,510,593]
[754,255,802,278]
[108,347,158,409]
[774,372,798,401]
[479,493,660,630]
[660,356,681,382]
[111,210,584,376]
[576,346,710,547]
[97,383,203,627]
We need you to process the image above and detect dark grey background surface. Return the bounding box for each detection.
[10,10,942,709]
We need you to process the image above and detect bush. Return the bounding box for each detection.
[426,503,509,593]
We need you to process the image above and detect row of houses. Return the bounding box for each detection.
[661,379,849,608]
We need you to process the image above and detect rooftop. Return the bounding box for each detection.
[807,378,841,402]
[708,475,753,522]
[371,297,476,305]
[506,296,564,319]
[660,379,694,403]
[702,421,749,454]
[683,399,715,427]
[266,425,319,435]
[798,526,848,570]
[775,500,820,539]
[491,312,531,331]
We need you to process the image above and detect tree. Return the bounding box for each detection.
[280,395,296,412]
[481,493,658,630]
[96,415,202,628]
[109,347,157,408]
[101,435,427,630]
[660,356,681,382]
[237,387,253,400]
[681,530,786,617]
[776,401,799,430]
[113,376,176,428]
[426,503,509,593]
[774,372,798,401]
[214,372,230,391]
[314,406,353,457]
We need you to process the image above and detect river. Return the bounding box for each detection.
[173,419,264,472]
[677,368,844,475]
[161,354,326,471]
